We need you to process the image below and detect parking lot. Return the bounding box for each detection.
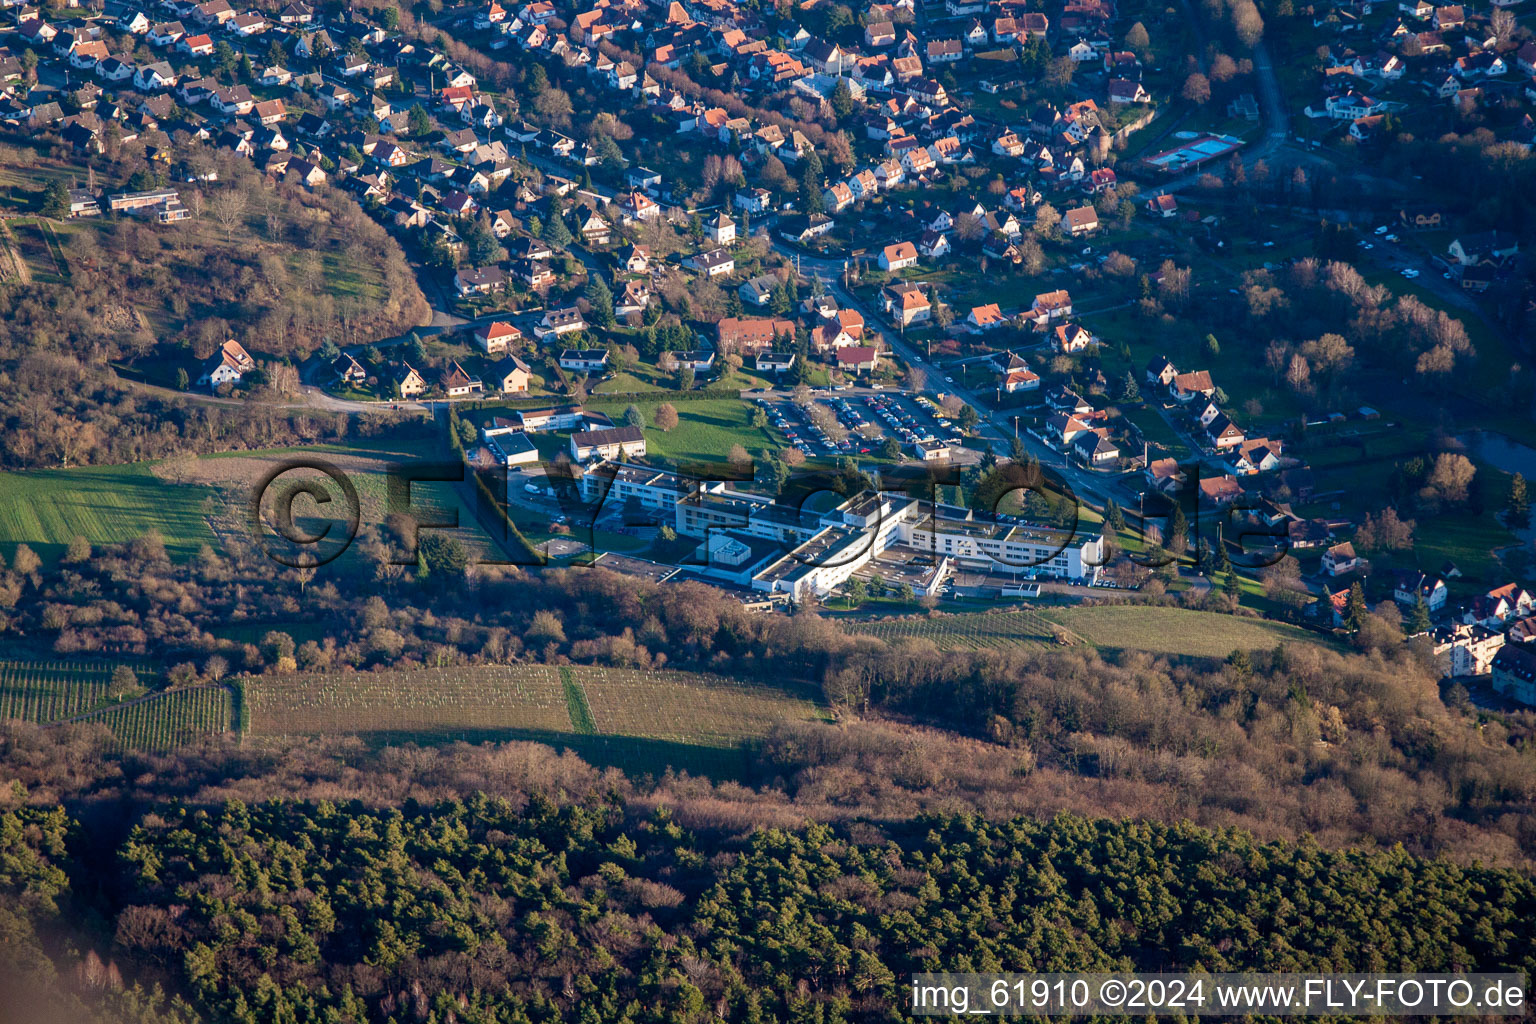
[755,390,966,458]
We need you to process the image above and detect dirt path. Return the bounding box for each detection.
[0,222,32,284]
[43,682,236,727]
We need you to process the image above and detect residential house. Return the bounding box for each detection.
[392,363,427,398]
[883,282,931,326]
[475,321,522,355]
[559,349,609,372]
[133,61,177,91]
[1053,323,1094,352]
[535,307,587,340]
[1073,429,1120,464]
[707,212,736,245]
[1467,583,1535,626]
[1393,570,1449,611]
[489,355,532,394]
[718,317,795,353]
[1199,475,1245,507]
[1145,355,1178,386]
[616,279,650,316]
[1145,458,1186,493]
[824,181,855,212]
[1108,78,1151,103]
[1169,370,1215,402]
[677,350,716,372]
[330,352,367,386]
[1491,643,1536,705]
[756,351,797,373]
[1003,368,1040,392]
[835,346,880,373]
[578,210,611,246]
[455,265,508,295]
[440,361,483,397]
[619,190,660,222]
[685,248,735,277]
[739,273,781,307]
[1229,438,1282,475]
[1063,205,1100,235]
[1322,541,1361,576]
[963,304,1006,332]
[1028,289,1073,324]
[197,339,255,387]
[880,241,919,271]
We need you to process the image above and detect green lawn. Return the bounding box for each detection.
[585,397,786,466]
[0,462,217,564]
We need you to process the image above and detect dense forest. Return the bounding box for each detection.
[1,798,1532,1024]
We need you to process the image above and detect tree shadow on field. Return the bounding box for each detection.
[340,727,758,782]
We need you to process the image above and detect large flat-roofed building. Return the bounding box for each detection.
[570,460,1104,600]
[677,489,827,548]
[901,510,1101,579]
[578,462,689,512]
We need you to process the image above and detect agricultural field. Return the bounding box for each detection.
[845,605,1327,658]
[573,666,825,746]
[1043,605,1328,657]
[0,659,138,723]
[0,463,218,565]
[69,685,233,752]
[843,609,1066,651]
[243,664,826,777]
[245,664,574,739]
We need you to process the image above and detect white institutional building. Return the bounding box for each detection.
[566,461,1105,601]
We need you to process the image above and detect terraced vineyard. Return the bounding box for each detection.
[71,686,233,752]
[0,660,132,723]
[243,665,827,777]
[843,609,1068,651]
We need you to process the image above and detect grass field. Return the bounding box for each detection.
[243,664,827,778]
[844,609,1066,651]
[0,462,217,565]
[70,686,233,752]
[1043,605,1327,657]
[844,605,1327,658]
[584,397,786,466]
[0,439,495,568]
